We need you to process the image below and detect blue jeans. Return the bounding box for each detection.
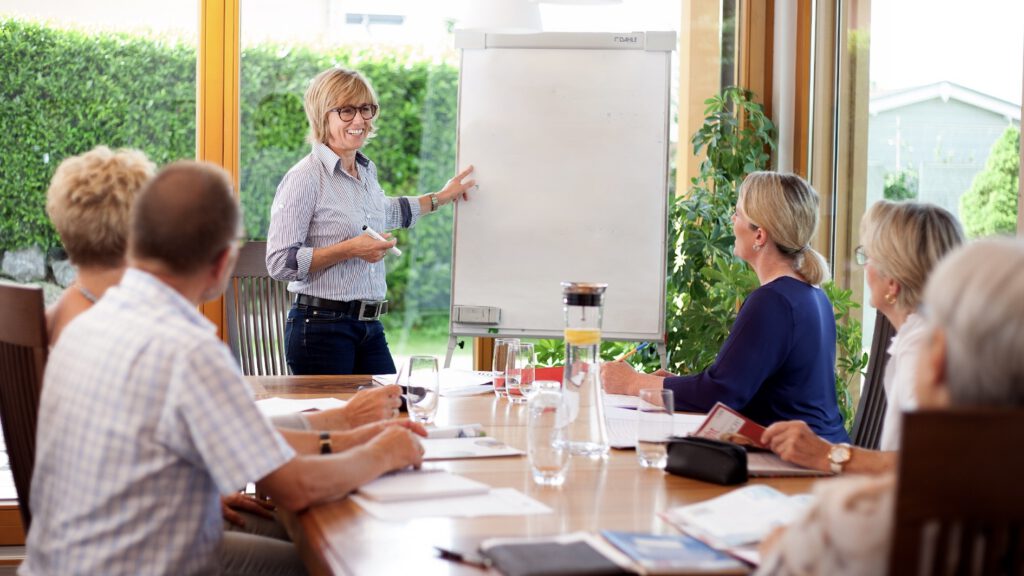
[285,304,397,375]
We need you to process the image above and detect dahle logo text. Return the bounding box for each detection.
[613,36,638,43]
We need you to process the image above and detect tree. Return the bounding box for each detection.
[960,125,1020,238]
[883,168,918,201]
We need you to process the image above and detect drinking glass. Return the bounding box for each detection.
[506,342,536,404]
[527,381,569,486]
[400,355,439,424]
[636,388,674,469]
[491,338,520,399]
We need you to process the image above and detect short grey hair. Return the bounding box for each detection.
[924,238,1024,406]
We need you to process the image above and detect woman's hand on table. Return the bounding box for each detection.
[373,426,426,471]
[331,419,427,453]
[762,420,832,472]
[341,384,404,428]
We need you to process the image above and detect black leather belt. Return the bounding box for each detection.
[294,294,388,321]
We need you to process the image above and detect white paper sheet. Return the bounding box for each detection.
[605,407,706,449]
[374,369,495,397]
[426,423,486,439]
[358,469,490,502]
[663,485,812,548]
[422,437,524,460]
[255,397,347,417]
[352,487,551,520]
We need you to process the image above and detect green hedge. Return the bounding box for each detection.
[0,19,458,327]
[0,19,196,252]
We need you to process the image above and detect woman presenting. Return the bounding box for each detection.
[602,171,848,442]
[267,66,475,375]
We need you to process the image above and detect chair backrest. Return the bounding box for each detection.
[890,409,1024,575]
[225,241,291,376]
[0,281,48,530]
[850,309,896,449]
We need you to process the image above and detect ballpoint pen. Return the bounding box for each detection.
[614,341,650,362]
[434,545,493,570]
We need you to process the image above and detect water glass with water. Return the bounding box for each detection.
[506,342,536,404]
[401,355,439,424]
[527,381,569,486]
[491,338,520,399]
[637,388,674,469]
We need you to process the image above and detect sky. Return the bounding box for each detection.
[870,0,1023,104]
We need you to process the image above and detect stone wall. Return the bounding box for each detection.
[1,246,72,306]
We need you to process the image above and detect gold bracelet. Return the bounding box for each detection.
[429,193,439,212]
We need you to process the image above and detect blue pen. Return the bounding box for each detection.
[614,342,650,362]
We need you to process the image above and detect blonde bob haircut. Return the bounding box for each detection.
[304,67,379,146]
[860,200,964,313]
[924,239,1024,406]
[739,171,830,286]
[46,146,156,268]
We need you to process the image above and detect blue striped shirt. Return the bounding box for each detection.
[22,269,296,576]
[266,143,422,301]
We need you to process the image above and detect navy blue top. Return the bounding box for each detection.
[666,276,849,443]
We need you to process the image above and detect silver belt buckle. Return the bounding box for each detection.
[357,300,383,321]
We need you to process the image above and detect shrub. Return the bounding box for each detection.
[0,19,457,328]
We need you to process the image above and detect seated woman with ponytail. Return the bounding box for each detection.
[602,172,848,442]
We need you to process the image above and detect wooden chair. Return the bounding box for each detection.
[0,281,48,530]
[226,241,291,376]
[890,409,1024,575]
[850,309,896,449]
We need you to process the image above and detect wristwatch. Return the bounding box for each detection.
[828,443,852,474]
[319,431,332,455]
[429,193,439,212]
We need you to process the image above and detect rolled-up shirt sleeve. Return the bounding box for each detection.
[266,167,317,282]
[365,162,421,232]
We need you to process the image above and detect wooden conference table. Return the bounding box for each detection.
[248,375,818,576]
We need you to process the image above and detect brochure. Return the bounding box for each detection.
[600,530,747,574]
[692,402,768,449]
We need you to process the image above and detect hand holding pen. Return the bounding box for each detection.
[362,225,402,256]
[613,342,649,362]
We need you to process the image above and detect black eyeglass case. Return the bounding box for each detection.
[665,436,748,485]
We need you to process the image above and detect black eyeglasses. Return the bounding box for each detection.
[331,104,379,122]
[854,245,868,266]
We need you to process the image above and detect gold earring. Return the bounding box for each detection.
[885,293,897,305]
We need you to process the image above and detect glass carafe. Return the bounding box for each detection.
[561,281,609,458]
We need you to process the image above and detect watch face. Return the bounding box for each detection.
[831,445,851,464]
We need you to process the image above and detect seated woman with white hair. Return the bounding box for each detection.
[756,238,1024,575]
[762,200,963,475]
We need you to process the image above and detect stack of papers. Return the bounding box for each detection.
[604,405,705,449]
[358,469,489,502]
[373,369,495,397]
[662,485,812,565]
[422,437,524,460]
[352,469,551,521]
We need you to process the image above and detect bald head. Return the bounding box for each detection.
[130,161,239,275]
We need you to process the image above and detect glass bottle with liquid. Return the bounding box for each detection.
[561,281,609,458]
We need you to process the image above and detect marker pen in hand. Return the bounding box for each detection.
[362,225,402,256]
